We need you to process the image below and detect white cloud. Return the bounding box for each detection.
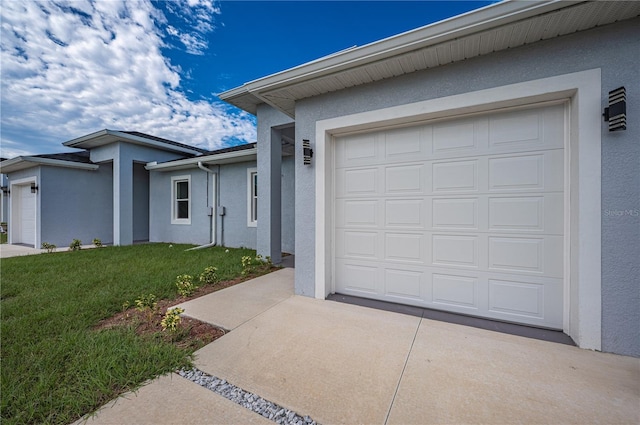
[0,0,255,158]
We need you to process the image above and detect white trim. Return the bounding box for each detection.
[171,175,191,225]
[211,172,217,244]
[9,176,39,247]
[0,156,99,174]
[247,168,257,227]
[220,1,574,103]
[315,69,601,350]
[145,147,257,171]
[63,129,204,156]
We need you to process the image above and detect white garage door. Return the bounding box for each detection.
[14,184,36,246]
[334,103,565,329]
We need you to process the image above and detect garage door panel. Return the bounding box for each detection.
[336,230,379,259]
[334,103,565,329]
[488,278,544,319]
[336,199,380,228]
[383,126,424,159]
[335,260,380,295]
[488,150,563,192]
[432,234,478,268]
[432,197,478,230]
[385,164,425,194]
[341,133,378,163]
[384,268,423,301]
[433,119,482,153]
[342,167,379,196]
[432,273,479,310]
[488,193,563,234]
[384,199,426,228]
[384,233,426,264]
[432,160,478,192]
[488,235,563,278]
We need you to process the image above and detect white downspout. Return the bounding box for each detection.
[197,161,217,245]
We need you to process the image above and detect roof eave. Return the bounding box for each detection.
[63,129,204,156]
[145,147,257,171]
[219,0,584,115]
[0,156,99,174]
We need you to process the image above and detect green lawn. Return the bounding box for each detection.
[0,243,259,425]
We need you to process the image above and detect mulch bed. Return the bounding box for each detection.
[94,267,280,350]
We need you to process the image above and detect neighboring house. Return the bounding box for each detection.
[0,130,206,248]
[219,1,640,357]
[0,129,296,260]
[0,167,8,225]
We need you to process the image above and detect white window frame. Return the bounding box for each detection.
[247,168,257,227]
[171,175,191,225]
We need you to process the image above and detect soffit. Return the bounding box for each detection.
[222,1,640,117]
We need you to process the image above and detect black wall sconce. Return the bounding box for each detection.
[1,187,9,196]
[603,86,626,131]
[303,139,313,165]
[30,182,38,193]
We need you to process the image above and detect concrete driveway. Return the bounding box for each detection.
[79,268,640,424]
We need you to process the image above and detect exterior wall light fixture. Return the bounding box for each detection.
[31,183,38,193]
[303,139,313,165]
[603,86,626,131]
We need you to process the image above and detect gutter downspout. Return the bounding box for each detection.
[197,162,217,246]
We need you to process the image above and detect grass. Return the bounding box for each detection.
[0,243,261,425]
[0,233,6,244]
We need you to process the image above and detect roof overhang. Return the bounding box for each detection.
[145,147,257,171]
[219,0,640,117]
[0,156,99,174]
[63,129,204,156]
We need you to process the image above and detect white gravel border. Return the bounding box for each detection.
[179,368,319,425]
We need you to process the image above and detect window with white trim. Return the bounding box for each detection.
[171,175,191,224]
[247,168,257,227]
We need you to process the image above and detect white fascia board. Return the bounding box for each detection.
[63,129,204,156]
[0,156,99,173]
[107,130,204,155]
[220,1,575,99]
[62,129,111,147]
[145,148,257,171]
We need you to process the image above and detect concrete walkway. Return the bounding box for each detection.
[78,269,640,425]
[0,243,99,258]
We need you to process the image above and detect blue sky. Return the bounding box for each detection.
[1,1,494,158]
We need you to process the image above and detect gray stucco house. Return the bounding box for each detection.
[219,0,640,357]
[0,129,295,259]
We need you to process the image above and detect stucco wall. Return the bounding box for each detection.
[37,164,113,246]
[285,18,639,356]
[217,161,258,249]
[281,156,295,254]
[133,162,150,242]
[149,167,214,246]
[149,157,296,253]
[91,142,185,245]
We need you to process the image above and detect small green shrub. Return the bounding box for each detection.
[175,274,197,297]
[135,294,157,312]
[92,238,103,247]
[241,254,272,275]
[199,266,219,286]
[41,242,57,253]
[134,293,158,322]
[161,307,185,332]
[69,239,82,251]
